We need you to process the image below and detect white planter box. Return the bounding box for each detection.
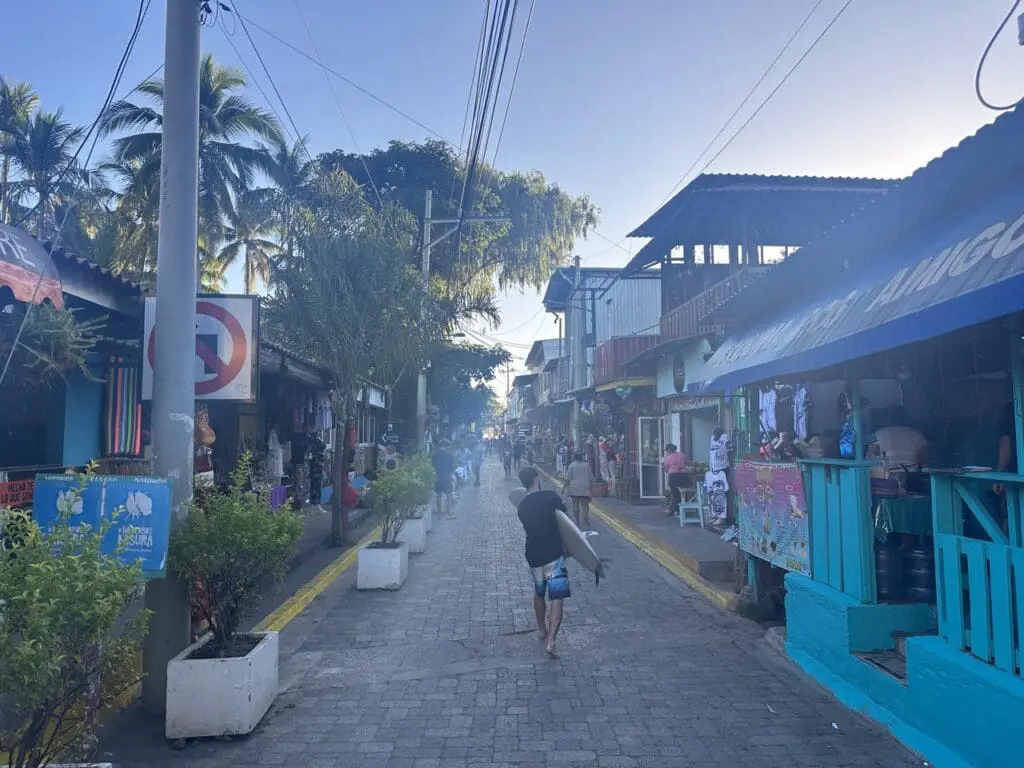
[357,543,408,590]
[165,631,279,739]
[396,516,427,553]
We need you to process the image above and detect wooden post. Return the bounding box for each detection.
[728,243,739,268]
[683,243,695,265]
[848,374,864,460]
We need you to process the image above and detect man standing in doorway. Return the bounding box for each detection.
[516,466,569,658]
[432,439,456,518]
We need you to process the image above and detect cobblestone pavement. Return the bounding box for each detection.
[108,461,921,768]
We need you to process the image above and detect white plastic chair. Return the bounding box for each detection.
[678,483,706,528]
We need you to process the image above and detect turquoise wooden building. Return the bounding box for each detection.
[691,107,1024,767]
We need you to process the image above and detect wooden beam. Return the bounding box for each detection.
[955,480,1009,544]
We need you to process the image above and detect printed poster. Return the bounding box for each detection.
[32,474,172,577]
[735,461,810,574]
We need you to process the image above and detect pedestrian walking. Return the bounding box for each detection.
[502,443,513,478]
[563,451,593,529]
[516,465,570,658]
[431,439,456,518]
[513,439,525,471]
[663,443,689,516]
[470,439,483,487]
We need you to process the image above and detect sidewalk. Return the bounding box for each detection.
[539,469,741,611]
[99,461,919,768]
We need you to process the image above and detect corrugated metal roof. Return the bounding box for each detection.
[525,338,562,368]
[714,106,1024,328]
[43,242,142,291]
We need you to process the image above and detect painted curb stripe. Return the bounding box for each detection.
[255,525,382,633]
[538,469,739,612]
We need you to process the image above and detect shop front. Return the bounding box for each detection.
[691,106,1024,768]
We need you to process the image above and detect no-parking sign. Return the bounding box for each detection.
[142,295,258,402]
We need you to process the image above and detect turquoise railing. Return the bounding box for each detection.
[800,458,878,603]
[932,472,1024,677]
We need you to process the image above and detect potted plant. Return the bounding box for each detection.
[403,455,436,535]
[357,467,426,589]
[165,455,302,740]
[0,484,148,768]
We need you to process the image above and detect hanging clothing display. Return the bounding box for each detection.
[266,429,285,484]
[104,359,142,456]
[704,469,729,522]
[709,432,731,473]
[313,392,333,432]
[794,385,811,440]
[760,387,777,434]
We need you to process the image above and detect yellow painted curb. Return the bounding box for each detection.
[255,525,382,632]
[539,469,739,612]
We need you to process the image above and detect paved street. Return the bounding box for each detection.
[108,460,920,768]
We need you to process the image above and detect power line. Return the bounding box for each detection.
[975,0,1023,111]
[289,0,385,209]
[229,3,309,159]
[659,0,829,206]
[239,13,452,143]
[491,0,537,165]
[2,0,152,387]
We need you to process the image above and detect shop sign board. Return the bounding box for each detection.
[142,295,258,401]
[379,422,400,445]
[734,461,809,574]
[32,474,172,577]
[0,478,34,508]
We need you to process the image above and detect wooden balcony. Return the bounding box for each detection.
[594,335,659,385]
[660,266,771,343]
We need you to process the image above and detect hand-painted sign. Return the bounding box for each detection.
[0,478,34,508]
[32,474,172,577]
[694,199,1024,392]
[734,461,809,574]
[142,295,258,401]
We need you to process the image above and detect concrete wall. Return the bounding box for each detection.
[786,574,1024,768]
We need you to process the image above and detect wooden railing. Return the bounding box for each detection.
[932,472,1024,677]
[660,266,771,344]
[800,458,877,602]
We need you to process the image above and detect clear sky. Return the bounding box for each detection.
[5,1,1023,381]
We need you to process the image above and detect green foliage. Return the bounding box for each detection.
[0,476,148,768]
[372,465,430,545]
[168,454,302,657]
[0,302,104,389]
[402,454,437,502]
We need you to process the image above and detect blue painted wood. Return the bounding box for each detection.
[1010,323,1024,485]
[987,543,1016,674]
[849,376,864,460]
[807,466,829,585]
[963,538,992,663]
[1013,548,1024,676]
[955,480,1009,545]
[930,475,960,537]
[838,465,876,603]
[937,533,966,650]
[1009,487,1022,549]
[826,466,844,593]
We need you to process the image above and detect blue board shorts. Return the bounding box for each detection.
[531,557,570,600]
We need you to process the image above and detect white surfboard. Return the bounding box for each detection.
[509,487,606,584]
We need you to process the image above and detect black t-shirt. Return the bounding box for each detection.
[517,489,566,568]
[432,449,455,478]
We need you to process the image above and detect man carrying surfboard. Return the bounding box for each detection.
[515,466,570,658]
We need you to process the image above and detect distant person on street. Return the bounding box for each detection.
[513,439,525,471]
[502,442,513,478]
[516,465,569,658]
[663,443,689,516]
[563,451,594,529]
[432,439,456,518]
[470,439,484,487]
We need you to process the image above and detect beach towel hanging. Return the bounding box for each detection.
[104,358,142,457]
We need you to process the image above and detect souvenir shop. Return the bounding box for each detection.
[591,383,660,503]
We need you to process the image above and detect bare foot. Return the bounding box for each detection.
[545,644,559,659]
[538,628,547,642]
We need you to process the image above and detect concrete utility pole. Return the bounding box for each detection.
[142,0,201,715]
[570,255,583,446]
[416,190,509,451]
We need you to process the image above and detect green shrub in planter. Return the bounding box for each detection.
[168,454,302,658]
[371,468,429,546]
[0,482,148,768]
[403,455,437,502]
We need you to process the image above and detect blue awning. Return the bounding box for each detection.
[691,183,1024,393]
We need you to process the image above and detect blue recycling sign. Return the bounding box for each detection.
[32,474,172,578]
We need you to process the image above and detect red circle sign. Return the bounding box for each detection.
[147,300,249,396]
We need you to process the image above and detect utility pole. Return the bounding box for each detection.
[141,0,201,714]
[417,190,510,451]
[570,255,583,447]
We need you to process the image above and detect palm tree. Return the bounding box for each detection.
[99,54,284,271]
[95,155,161,285]
[0,77,39,224]
[6,109,85,238]
[218,189,279,294]
[265,137,314,266]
